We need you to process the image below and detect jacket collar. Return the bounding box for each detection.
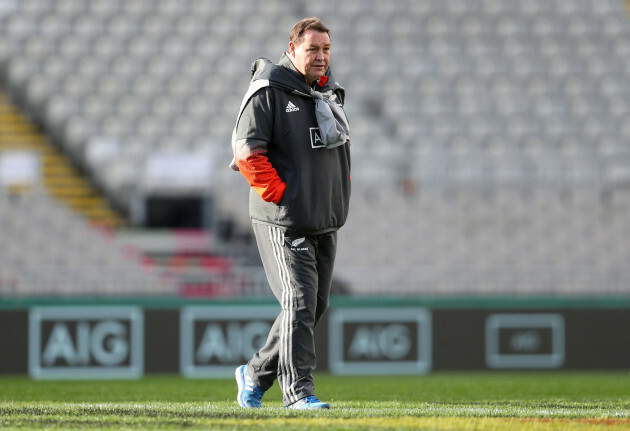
[250,53,343,99]
[277,51,338,92]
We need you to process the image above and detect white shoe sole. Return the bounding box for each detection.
[235,365,247,408]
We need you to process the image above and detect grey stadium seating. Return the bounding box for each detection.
[0,187,177,296]
[1,0,629,295]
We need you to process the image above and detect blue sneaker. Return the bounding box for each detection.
[235,365,264,408]
[287,396,331,410]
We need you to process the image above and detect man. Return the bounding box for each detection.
[230,17,351,409]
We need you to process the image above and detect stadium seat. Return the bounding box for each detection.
[1,0,630,296]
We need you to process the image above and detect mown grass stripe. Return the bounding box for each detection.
[2,412,630,431]
[0,373,628,429]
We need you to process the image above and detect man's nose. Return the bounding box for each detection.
[316,51,324,60]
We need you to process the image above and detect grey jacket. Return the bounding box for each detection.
[231,54,351,234]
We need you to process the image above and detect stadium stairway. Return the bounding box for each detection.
[0,89,123,227]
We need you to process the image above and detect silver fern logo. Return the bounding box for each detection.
[287,237,308,251]
[291,238,305,248]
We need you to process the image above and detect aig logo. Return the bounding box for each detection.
[180,306,278,377]
[309,127,325,148]
[485,313,565,369]
[328,308,432,375]
[28,307,144,380]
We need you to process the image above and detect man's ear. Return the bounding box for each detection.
[288,41,296,57]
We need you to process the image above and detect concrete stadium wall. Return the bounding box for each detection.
[1,296,629,379]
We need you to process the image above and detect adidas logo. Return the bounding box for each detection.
[285,101,300,112]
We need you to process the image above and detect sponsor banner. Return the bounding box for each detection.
[1,304,627,378]
[485,313,565,369]
[180,306,279,377]
[28,307,143,380]
[328,308,432,375]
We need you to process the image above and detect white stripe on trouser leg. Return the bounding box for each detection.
[277,227,299,404]
[269,226,298,404]
[274,227,298,404]
[275,227,293,403]
[268,226,288,399]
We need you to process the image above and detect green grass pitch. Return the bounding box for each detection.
[1,372,629,430]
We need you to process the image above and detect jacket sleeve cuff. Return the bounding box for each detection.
[235,153,286,204]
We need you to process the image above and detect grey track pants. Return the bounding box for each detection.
[247,222,337,406]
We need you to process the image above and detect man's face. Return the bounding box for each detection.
[288,29,330,85]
